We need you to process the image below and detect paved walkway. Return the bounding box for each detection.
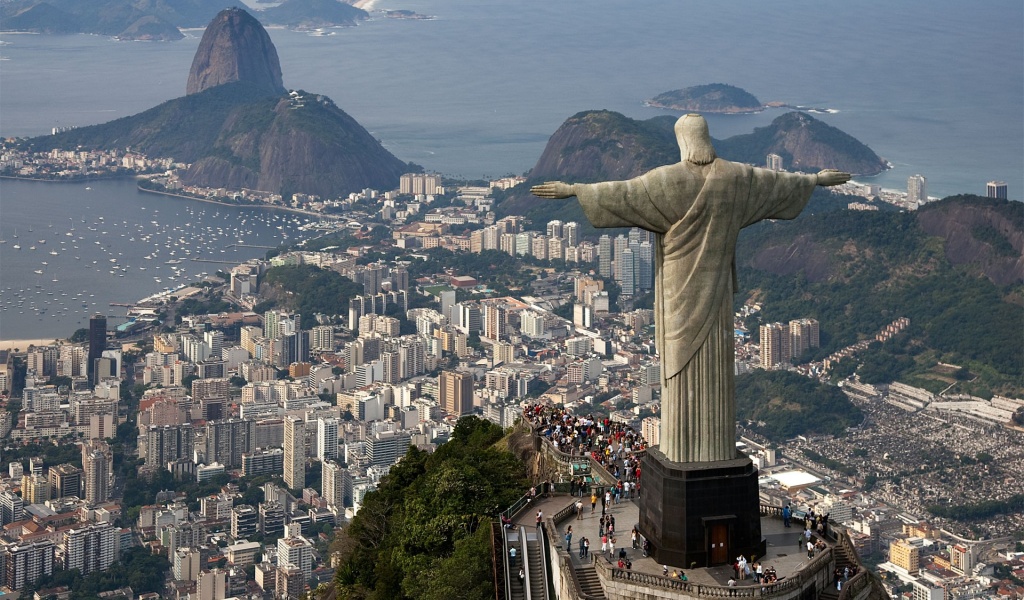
[537,493,833,588]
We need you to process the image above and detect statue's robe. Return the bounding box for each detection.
[576,158,816,462]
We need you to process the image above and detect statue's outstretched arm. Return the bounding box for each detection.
[815,169,851,187]
[531,181,577,199]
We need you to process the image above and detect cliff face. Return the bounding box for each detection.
[917,196,1024,286]
[180,93,408,198]
[186,7,285,96]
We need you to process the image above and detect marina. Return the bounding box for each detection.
[0,178,317,340]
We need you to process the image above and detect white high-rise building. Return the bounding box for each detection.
[82,440,111,505]
[317,418,339,462]
[546,220,563,239]
[283,416,305,491]
[322,460,351,510]
[1,540,54,590]
[277,535,313,582]
[759,323,790,370]
[907,174,927,205]
[986,180,1008,199]
[311,326,334,352]
[520,311,546,338]
[613,235,629,282]
[62,523,118,575]
[564,221,579,247]
[598,235,612,278]
[618,247,637,296]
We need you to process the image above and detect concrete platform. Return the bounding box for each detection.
[536,494,832,589]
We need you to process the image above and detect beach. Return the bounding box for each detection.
[0,338,64,352]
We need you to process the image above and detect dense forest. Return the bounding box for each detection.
[735,370,863,442]
[331,417,526,600]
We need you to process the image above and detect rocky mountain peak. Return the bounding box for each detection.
[186,7,286,96]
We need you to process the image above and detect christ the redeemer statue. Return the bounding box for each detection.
[532,114,849,464]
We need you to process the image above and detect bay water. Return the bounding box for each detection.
[0,0,1021,339]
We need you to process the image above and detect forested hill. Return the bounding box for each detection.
[737,195,1023,397]
[329,417,526,599]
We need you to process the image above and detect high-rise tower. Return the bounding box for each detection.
[88,315,106,384]
[283,416,305,491]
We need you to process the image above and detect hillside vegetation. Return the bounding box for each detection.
[735,370,863,442]
[737,195,1023,396]
[260,264,364,317]
[331,417,526,600]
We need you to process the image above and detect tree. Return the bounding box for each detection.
[332,416,526,599]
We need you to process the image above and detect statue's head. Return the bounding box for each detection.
[675,114,716,165]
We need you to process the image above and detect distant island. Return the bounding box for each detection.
[646,83,764,114]
[384,9,434,20]
[646,83,840,116]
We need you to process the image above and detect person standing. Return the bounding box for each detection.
[509,546,517,568]
[782,504,791,528]
[575,499,584,520]
[565,526,573,548]
[591,491,598,514]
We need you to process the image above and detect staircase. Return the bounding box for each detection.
[819,539,857,600]
[574,564,605,598]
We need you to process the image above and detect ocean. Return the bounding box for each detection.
[0,0,1021,339]
[0,179,314,340]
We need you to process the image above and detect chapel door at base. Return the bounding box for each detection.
[709,524,729,565]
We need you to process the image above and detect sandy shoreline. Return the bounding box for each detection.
[0,339,65,353]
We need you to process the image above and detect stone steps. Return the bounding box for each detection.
[575,565,606,598]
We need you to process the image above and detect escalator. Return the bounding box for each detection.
[524,527,548,600]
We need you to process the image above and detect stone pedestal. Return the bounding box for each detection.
[637,447,765,569]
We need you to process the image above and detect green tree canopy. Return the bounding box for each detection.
[736,370,863,442]
[333,416,526,599]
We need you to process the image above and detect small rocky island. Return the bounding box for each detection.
[646,83,764,114]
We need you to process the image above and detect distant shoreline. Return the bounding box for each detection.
[0,174,131,184]
[0,338,63,351]
[136,184,342,220]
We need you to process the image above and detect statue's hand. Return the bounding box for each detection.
[531,181,577,199]
[816,169,851,187]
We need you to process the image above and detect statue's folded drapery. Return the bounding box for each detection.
[576,158,816,463]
